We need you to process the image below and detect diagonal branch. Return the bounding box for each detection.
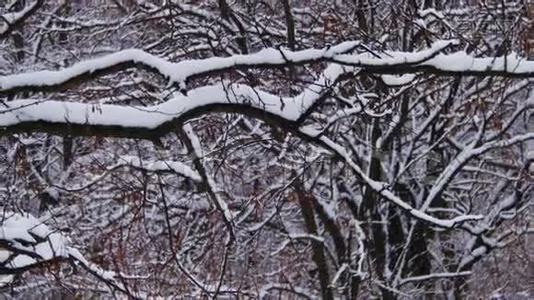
[0,0,43,39]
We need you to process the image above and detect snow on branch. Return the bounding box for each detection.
[315,135,483,228]
[397,271,473,287]
[52,155,201,193]
[120,155,202,182]
[0,212,134,296]
[1,39,533,96]
[182,124,236,241]
[0,0,42,39]
[0,212,69,276]
[332,41,534,76]
[0,68,345,138]
[0,41,360,94]
[259,283,317,299]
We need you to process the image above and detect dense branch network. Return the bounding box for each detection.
[1,0,533,298]
[1,38,533,235]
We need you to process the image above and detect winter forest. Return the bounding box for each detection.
[0,0,533,299]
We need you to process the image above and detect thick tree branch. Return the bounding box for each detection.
[3,39,533,97]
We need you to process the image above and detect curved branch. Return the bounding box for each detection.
[0,70,344,138]
[0,41,360,94]
[2,39,533,97]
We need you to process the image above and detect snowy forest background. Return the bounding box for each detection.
[0,0,533,299]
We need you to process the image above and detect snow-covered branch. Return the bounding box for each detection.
[0,212,131,296]
[2,39,533,96]
[0,0,42,39]
[0,41,360,94]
